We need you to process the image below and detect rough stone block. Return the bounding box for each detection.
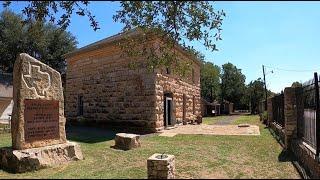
[114,133,141,150]
[0,141,83,173]
[147,153,175,179]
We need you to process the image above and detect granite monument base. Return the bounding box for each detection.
[0,141,83,173]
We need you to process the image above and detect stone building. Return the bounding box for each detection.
[64,29,201,133]
[0,72,13,121]
[220,100,234,115]
[201,98,220,117]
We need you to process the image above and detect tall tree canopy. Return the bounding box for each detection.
[291,81,302,88]
[0,10,77,73]
[247,78,265,114]
[200,60,221,102]
[3,1,225,72]
[220,62,247,109]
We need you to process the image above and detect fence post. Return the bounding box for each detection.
[314,72,320,159]
[284,87,298,149]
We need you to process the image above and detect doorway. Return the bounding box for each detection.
[183,94,186,123]
[164,93,175,127]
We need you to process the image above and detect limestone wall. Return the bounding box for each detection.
[66,42,201,132]
[155,71,201,129]
[66,49,158,132]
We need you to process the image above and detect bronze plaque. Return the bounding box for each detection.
[24,99,60,142]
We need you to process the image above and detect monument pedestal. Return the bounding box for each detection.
[0,141,83,173]
[1,53,84,173]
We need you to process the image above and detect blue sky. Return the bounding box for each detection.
[2,1,320,93]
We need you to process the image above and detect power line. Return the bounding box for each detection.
[264,65,320,72]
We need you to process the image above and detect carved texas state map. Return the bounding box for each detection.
[22,61,51,98]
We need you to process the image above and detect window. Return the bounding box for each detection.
[192,68,195,83]
[78,95,84,116]
[193,95,196,114]
[166,67,171,74]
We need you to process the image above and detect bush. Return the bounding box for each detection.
[262,111,268,124]
[259,111,268,123]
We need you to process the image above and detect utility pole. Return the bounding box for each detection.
[262,65,268,111]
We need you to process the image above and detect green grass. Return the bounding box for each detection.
[232,115,262,126]
[0,124,10,134]
[202,115,235,125]
[0,115,300,179]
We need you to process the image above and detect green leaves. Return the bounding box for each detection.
[0,10,77,73]
[200,61,221,102]
[247,78,265,114]
[3,1,225,73]
[221,63,247,109]
[3,1,100,31]
[113,1,225,71]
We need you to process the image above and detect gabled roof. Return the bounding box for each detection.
[63,28,139,59]
[63,28,201,66]
[201,98,220,106]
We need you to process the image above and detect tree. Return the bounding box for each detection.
[0,10,77,73]
[200,60,221,102]
[220,62,247,109]
[3,1,225,72]
[247,78,265,114]
[3,1,99,31]
[291,81,302,88]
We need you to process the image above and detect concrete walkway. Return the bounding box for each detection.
[159,124,260,137]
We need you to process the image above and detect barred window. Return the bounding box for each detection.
[78,95,84,116]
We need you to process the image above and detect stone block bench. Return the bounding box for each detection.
[114,133,141,150]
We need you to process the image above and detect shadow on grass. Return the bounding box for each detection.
[278,149,298,162]
[229,112,251,116]
[266,126,298,162]
[268,127,285,148]
[66,125,118,144]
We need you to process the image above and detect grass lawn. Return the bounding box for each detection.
[0,124,10,133]
[232,115,262,126]
[202,115,234,125]
[0,115,300,179]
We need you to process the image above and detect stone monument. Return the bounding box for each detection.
[0,53,83,173]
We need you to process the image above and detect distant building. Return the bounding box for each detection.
[201,98,220,117]
[0,72,13,121]
[220,100,234,115]
[64,29,201,133]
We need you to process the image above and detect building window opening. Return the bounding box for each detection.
[166,67,171,74]
[193,95,196,115]
[78,95,84,116]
